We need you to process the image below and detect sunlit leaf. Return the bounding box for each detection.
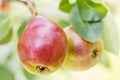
[59,0,75,13]
[102,12,119,55]
[58,20,70,28]
[77,0,107,22]
[0,28,12,44]
[69,6,104,42]
[0,12,12,44]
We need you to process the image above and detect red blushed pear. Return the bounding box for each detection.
[17,16,68,75]
[64,26,104,71]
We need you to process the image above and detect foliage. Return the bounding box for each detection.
[69,6,104,42]
[0,12,12,45]
[59,0,107,42]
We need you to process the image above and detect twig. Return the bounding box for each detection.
[21,0,38,17]
[9,0,38,17]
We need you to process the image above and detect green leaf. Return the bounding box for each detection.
[59,0,75,13]
[58,20,70,28]
[69,6,104,42]
[102,12,119,55]
[17,18,29,38]
[0,65,15,80]
[0,12,12,44]
[77,0,107,22]
[0,28,12,44]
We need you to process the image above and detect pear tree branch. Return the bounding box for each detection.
[20,0,38,17]
[9,0,38,17]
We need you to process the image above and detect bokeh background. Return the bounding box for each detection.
[0,0,120,80]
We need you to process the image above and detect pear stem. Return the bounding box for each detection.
[9,0,38,17]
[21,0,38,17]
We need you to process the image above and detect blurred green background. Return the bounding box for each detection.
[0,0,120,80]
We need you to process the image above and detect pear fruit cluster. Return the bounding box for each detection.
[18,16,104,75]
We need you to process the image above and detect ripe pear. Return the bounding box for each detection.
[64,26,104,71]
[17,16,68,75]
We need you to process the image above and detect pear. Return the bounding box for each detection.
[18,16,68,75]
[64,26,104,71]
